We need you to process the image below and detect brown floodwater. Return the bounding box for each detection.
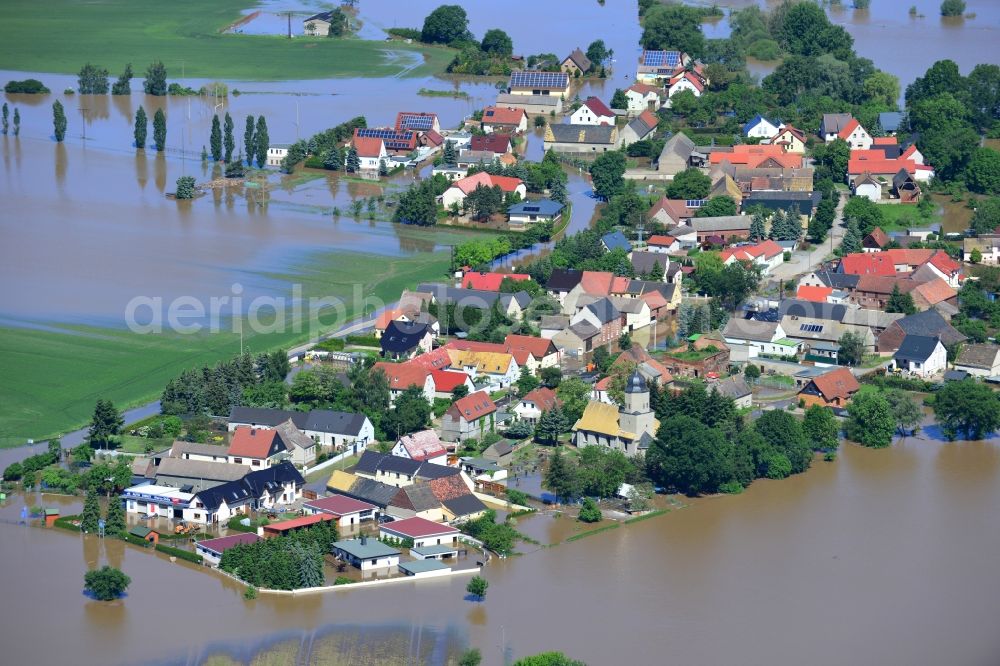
[2,430,999,666]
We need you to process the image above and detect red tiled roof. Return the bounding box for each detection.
[264,514,336,532]
[453,171,523,195]
[447,391,496,422]
[669,71,704,93]
[228,427,280,459]
[747,153,802,169]
[429,475,471,502]
[637,109,659,129]
[709,144,788,165]
[837,118,861,140]
[627,82,662,96]
[431,369,470,392]
[504,334,555,361]
[482,106,526,126]
[886,248,935,266]
[305,495,376,516]
[848,157,916,176]
[580,271,614,295]
[449,340,507,354]
[774,125,806,142]
[521,387,560,412]
[196,532,261,554]
[423,129,444,146]
[610,276,631,294]
[641,289,669,311]
[375,308,405,331]
[352,135,385,158]
[647,234,677,247]
[396,429,448,461]
[721,240,783,263]
[912,278,956,306]
[928,250,959,275]
[808,367,860,401]
[796,285,834,302]
[461,271,529,291]
[839,253,897,276]
[856,275,919,295]
[873,137,898,145]
[409,347,453,371]
[381,516,459,539]
[470,133,512,154]
[594,376,613,391]
[901,144,920,161]
[583,96,615,118]
[864,227,890,248]
[374,361,429,390]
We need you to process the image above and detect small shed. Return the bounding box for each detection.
[398,559,452,578]
[44,508,60,528]
[129,525,159,545]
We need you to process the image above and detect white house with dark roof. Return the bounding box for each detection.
[227,407,374,451]
[954,344,1000,378]
[892,335,946,378]
[570,97,616,126]
[391,430,449,465]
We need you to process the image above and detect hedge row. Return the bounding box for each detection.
[155,543,204,564]
[53,514,81,532]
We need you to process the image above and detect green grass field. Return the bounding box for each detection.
[0,247,452,448]
[0,0,453,80]
[876,202,940,231]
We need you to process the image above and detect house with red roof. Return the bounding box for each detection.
[863,227,891,253]
[379,516,460,549]
[720,240,785,275]
[666,71,704,105]
[430,369,475,400]
[624,82,663,115]
[470,133,513,156]
[481,106,528,133]
[195,533,261,566]
[227,427,288,468]
[374,308,409,339]
[570,97,616,126]
[441,391,497,442]
[504,334,561,373]
[837,118,873,150]
[796,285,835,303]
[461,271,530,291]
[303,495,378,527]
[374,361,435,404]
[513,387,561,424]
[647,197,698,227]
[838,252,898,276]
[709,144,797,166]
[395,111,440,134]
[798,367,860,408]
[440,171,527,210]
[262,513,337,538]
[646,234,680,254]
[771,125,806,153]
[351,134,389,171]
[391,429,449,465]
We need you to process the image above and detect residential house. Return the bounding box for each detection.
[610,296,652,332]
[720,240,785,275]
[853,172,882,202]
[469,133,513,156]
[561,48,592,75]
[122,484,194,520]
[796,285,835,303]
[655,132,703,176]
[195,533,261,567]
[878,112,905,135]
[354,127,417,153]
[446,349,519,389]
[647,198,698,227]
[508,199,565,228]
[380,320,433,360]
[892,335,946,377]
[709,144,802,169]
[431,369,475,400]
[837,118,873,150]
[261,513,337,539]
[601,230,632,253]
[374,361,435,404]
[713,376,753,409]
[877,309,967,353]
[351,135,389,170]
[771,125,806,153]
[513,387,560,424]
[391,430,449,465]
[303,495,378,528]
[743,191,821,217]
[646,234,680,254]
[333,536,400,571]
[387,483,444,522]
[954,344,1000,378]
[395,112,441,134]
[266,145,289,167]
[710,173,744,205]
[480,439,516,466]
[167,441,229,464]
[635,50,691,84]
[504,334,561,372]
[573,372,659,457]
[303,10,341,36]
[893,168,922,203]
[430,475,488,522]
[182,461,304,525]
[798,270,861,292]
[227,427,287,469]
[374,308,411,339]
[820,113,854,142]
[441,391,497,442]
[546,268,583,303]
[661,335,731,378]
[624,83,663,115]
[461,271,530,291]
[619,110,659,147]
[152,458,250,493]
[863,227,891,252]
[630,251,671,281]
[563,297,622,350]
[508,70,570,97]
[798,367,860,408]
[743,114,781,139]
[495,92,564,114]
[690,215,751,243]
[480,106,528,134]
[273,419,317,466]
[440,171,526,210]
[963,236,1000,265]
[543,124,619,154]
[570,97,616,126]
[380,517,460,550]
[352,451,464,489]
[851,275,919,309]
[415,283,532,320]
[666,71,704,105]
[911,278,958,311]
[723,318,800,361]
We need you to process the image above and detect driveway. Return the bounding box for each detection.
[769,194,847,282]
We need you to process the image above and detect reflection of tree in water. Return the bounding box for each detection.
[103,534,124,571]
[395,229,437,254]
[82,532,100,571]
[134,151,147,189]
[325,173,341,200]
[345,178,382,201]
[54,143,67,187]
[154,154,166,192]
[81,94,110,122]
[111,95,132,124]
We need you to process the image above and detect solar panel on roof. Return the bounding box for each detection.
[642,50,680,67]
[510,71,568,89]
[799,324,824,333]
[399,114,434,131]
[686,199,705,208]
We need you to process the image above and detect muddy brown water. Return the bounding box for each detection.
[2,432,999,666]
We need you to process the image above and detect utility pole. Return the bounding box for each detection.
[287,12,292,39]
[78,107,89,141]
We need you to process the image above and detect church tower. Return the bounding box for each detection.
[619,371,654,439]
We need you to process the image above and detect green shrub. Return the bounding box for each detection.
[53,514,81,532]
[155,543,204,564]
[5,79,50,94]
[578,498,602,523]
[506,489,531,506]
[244,585,258,600]
[334,576,353,585]
[345,334,380,347]
[719,481,744,494]
[123,532,153,547]
[313,338,345,352]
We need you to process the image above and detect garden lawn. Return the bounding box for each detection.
[875,202,940,231]
[0,247,452,448]
[0,0,452,80]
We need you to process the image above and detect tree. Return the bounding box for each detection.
[586,40,609,68]
[940,0,966,17]
[803,405,840,452]
[223,112,235,163]
[846,387,896,448]
[909,93,978,180]
[843,196,884,236]
[209,115,222,162]
[544,446,580,500]
[646,415,733,495]
[442,140,456,165]
[971,198,1000,236]
[81,487,102,533]
[970,247,983,264]
[754,410,812,474]
[77,63,109,94]
[589,151,627,200]
[175,176,197,200]
[666,167,711,200]
[516,366,540,396]
[87,399,123,450]
[466,574,488,600]
[862,71,900,107]
[611,88,628,109]
[133,106,147,149]
[84,566,131,601]
[345,146,360,173]
[838,331,865,366]
[459,649,483,666]
[578,497,602,523]
[244,115,255,165]
[694,196,737,218]
[812,139,851,183]
[143,61,167,96]
[111,63,133,95]
[748,211,766,242]
[104,497,126,536]
[933,379,1000,440]
[52,101,66,142]
[383,385,431,438]
[885,389,922,436]
[905,59,964,108]
[967,63,1000,131]
[254,115,268,168]
[481,29,513,56]
[841,218,862,255]
[744,364,761,382]
[640,4,705,57]
[886,284,917,315]
[421,5,470,45]
[512,653,586,666]
[153,108,166,151]
[967,148,1000,195]
[549,178,568,204]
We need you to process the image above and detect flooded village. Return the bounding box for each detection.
[2,1,1000,665]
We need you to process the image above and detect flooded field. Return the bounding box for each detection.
[2,432,999,666]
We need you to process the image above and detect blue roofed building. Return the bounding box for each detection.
[878,112,905,135]
[508,199,565,228]
[601,230,632,253]
[743,114,781,139]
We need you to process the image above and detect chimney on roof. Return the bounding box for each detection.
[360,534,367,546]
[251,429,256,436]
